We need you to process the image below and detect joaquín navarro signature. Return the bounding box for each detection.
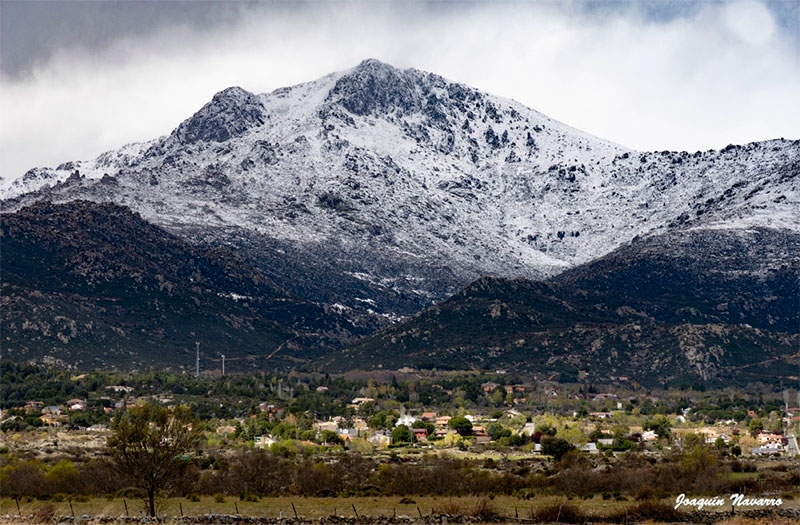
[674,493,783,510]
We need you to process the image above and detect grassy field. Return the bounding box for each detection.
[2,494,798,521]
[0,494,645,519]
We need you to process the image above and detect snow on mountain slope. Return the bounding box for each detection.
[2,59,798,316]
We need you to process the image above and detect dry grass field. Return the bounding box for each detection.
[2,494,799,523]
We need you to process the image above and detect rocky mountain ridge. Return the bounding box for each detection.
[2,59,797,318]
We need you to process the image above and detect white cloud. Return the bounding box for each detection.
[1,1,798,180]
[723,0,778,45]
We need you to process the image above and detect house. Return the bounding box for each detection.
[66,399,87,411]
[24,401,43,414]
[315,421,339,434]
[701,429,731,445]
[254,435,277,448]
[435,416,452,428]
[421,411,437,421]
[39,413,67,426]
[757,432,783,446]
[338,428,360,441]
[411,428,429,442]
[350,397,375,406]
[369,432,391,448]
[472,425,490,444]
[642,430,659,442]
[481,382,500,393]
[752,442,784,456]
[581,443,599,454]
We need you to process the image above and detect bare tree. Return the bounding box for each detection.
[107,403,202,516]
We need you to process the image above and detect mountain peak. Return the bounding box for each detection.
[172,86,266,145]
[327,58,423,116]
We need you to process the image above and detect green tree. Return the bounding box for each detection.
[643,416,672,440]
[748,418,764,437]
[319,429,343,445]
[541,436,575,461]
[412,419,435,434]
[107,404,202,517]
[369,410,399,430]
[391,424,413,444]
[449,416,473,437]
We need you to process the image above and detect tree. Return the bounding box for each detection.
[107,403,202,517]
[748,418,764,437]
[319,429,343,445]
[643,416,672,440]
[391,424,413,444]
[449,416,473,437]
[541,436,575,461]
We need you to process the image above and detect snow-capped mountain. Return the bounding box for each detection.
[3,59,798,317]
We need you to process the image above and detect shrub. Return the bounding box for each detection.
[619,500,686,523]
[213,493,225,503]
[514,488,536,500]
[471,497,502,521]
[531,503,586,523]
[433,499,462,514]
[32,503,57,524]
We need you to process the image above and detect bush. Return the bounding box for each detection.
[213,493,225,503]
[617,501,686,523]
[514,488,536,500]
[32,503,57,524]
[471,497,502,521]
[433,499,462,514]
[531,503,586,523]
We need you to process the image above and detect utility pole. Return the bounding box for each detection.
[195,342,200,378]
[221,355,225,377]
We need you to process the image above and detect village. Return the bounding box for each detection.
[2,365,798,460]
[3,363,800,523]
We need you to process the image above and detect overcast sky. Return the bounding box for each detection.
[1,0,798,180]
